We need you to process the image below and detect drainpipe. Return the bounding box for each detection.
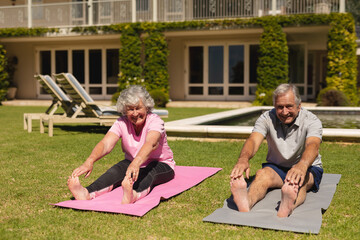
[28,0,32,28]
[271,0,276,15]
[339,0,345,13]
[88,0,93,25]
[132,0,136,22]
[153,0,157,22]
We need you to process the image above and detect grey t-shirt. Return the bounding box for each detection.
[253,108,322,168]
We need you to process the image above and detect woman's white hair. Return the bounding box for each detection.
[116,85,155,115]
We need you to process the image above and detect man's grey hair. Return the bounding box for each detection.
[273,84,301,106]
[116,85,154,115]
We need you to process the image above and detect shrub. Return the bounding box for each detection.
[326,13,358,105]
[118,24,143,92]
[143,28,169,94]
[317,87,349,106]
[252,87,274,106]
[149,89,169,108]
[111,91,120,104]
[255,17,288,105]
[0,45,9,104]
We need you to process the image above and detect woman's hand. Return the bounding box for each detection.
[72,161,93,178]
[126,162,141,182]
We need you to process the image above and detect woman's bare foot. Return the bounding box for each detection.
[277,181,299,217]
[230,175,250,212]
[121,176,136,204]
[67,176,90,200]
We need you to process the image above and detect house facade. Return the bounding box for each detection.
[0,0,354,102]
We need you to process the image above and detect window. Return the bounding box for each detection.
[55,50,68,73]
[39,50,51,95]
[136,0,149,11]
[106,49,119,95]
[187,43,247,100]
[37,47,119,99]
[249,44,260,95]
[72,50,85,84]
[288,44,305,95]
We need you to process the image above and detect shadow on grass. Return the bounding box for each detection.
[55,125,109,135]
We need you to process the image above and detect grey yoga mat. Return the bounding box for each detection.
[203,173,341,234]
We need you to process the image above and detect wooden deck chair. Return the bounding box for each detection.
[52,73,119,118]
[41,73,168,136]
[38,73,120,136]
[24,74,78,132]
[53,73,168,118]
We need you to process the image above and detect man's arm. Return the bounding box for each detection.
[286,136,321,187]
[230,132,264,179]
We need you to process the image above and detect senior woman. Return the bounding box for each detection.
[67,85,175,204]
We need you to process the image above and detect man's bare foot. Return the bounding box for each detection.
[230,175,250,212]
[121,176,136,204]
[67,176,90,200]
[277,181,299,217]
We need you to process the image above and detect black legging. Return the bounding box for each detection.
[86,159,175,193]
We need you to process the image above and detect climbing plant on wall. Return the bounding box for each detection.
[118,24,143,92]
[254,17,289,105]
[0,45,9,104]
[326,13,359,106]
[143,27,169,94]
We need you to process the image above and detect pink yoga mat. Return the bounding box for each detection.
[53,166,222,217]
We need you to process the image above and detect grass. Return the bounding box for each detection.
[0,105,359,239]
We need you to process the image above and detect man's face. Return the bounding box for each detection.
[274,90,301,124]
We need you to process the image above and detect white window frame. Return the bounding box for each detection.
[288,42,308,101]
[35,45,119,100]
[185,41,309,101]
[185,41,256,101]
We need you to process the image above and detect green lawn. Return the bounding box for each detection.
[0,106,359,239]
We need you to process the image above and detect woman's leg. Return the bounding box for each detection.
[84,159,131,199]
[121,161,175,204]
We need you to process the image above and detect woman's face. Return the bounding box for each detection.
[125,99,147,128]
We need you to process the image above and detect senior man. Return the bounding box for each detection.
[230,83,323,217]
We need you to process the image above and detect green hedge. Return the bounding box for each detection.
[118,24,143,92]
[326,13,359,105]
[143,27,169,95]
[0,45,9,104]
[254,17,289,106]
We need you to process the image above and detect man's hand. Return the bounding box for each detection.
[286,161,308,187]
[230,160,250,180]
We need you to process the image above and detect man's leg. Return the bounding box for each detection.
[277,171,314,217]
[231,167,284,212]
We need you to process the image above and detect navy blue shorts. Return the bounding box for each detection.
[262,163,323,192]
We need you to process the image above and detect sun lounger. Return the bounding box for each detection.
[24,74,78,132]
[40,73,168,136]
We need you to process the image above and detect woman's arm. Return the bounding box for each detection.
[71,131,120,178]
[126,130,161,181]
